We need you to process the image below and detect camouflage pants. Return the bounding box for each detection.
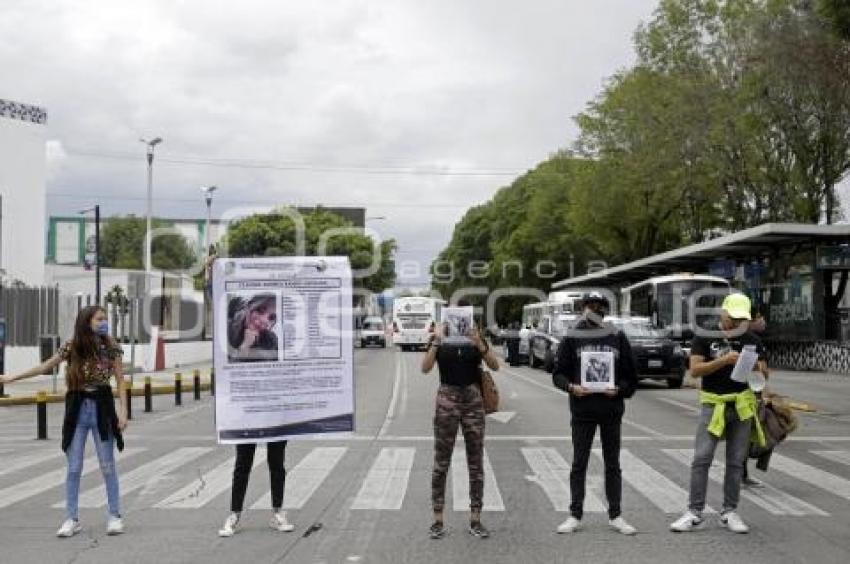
[431,384,486,513]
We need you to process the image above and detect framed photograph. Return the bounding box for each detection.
[442,306,474,344]
[580,351,615,392]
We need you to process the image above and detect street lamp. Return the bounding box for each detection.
[140,137,163,274]
[78,205,101,304]
[200,185,218,253]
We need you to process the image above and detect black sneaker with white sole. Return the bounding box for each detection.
[429,522,446,539]
[468,521,490,539]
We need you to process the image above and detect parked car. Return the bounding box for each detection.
[610,317,686,388]
[358,316,387,348]
[529,314,578,372]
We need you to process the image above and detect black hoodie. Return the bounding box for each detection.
[552,317,638,422]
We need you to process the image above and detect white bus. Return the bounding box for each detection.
[620,274,732,351]
[392,297,445,351]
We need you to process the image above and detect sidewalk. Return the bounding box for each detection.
[0,360,214,406]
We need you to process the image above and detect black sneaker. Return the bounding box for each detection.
[468,521,490,539]
[429,521,446,539]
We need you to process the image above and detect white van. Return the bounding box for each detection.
[358,316,387,348]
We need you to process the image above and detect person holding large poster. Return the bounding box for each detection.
[211,256,354,536]
[552,292,638,536]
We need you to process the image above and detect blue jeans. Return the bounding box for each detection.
[66,398,121,520]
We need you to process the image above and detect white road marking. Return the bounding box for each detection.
[521,447,605,512]
[155,451,266,509]
[598,448,696,514]
[62,447,212,508]
[0,448,146,509]
[351,447,415,510]
[655,397,700,414]
[768,453,850,502]
[663,449,824,515]
[0,450,61,477]
[378,355,404,438]
[487,411,517,424]
[151,403,211,423]
[811,450,850,467]
[451,448,504,511]
[251,447,348,510]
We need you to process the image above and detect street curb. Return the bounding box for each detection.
[0,381,212,407]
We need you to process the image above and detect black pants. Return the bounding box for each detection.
[231,441,287,513]
[570,419,622,520]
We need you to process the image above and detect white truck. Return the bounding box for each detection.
[392,297,444,351]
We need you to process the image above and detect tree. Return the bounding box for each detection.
[225,208,397,294]
[100,216,198,271]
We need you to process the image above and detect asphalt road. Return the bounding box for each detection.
[1,348,850,564]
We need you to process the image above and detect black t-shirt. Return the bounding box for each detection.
[436,344,483,387]
[690,332,765,394]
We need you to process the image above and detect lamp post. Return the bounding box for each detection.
[140,137,163,274]
[78,205,102,303]
[199,186,217,340]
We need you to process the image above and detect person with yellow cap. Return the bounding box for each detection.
[670,293,768,535]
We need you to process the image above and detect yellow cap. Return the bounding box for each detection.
[722,293,752,320]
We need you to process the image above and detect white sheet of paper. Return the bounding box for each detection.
[442,306,474,345]
[580,351,615,392]
[730,345,759,384]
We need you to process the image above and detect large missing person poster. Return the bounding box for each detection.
[213,256,354,443]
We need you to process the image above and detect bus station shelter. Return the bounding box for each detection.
[551,223,850,373]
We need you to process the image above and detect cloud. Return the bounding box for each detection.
[0,0,659,284]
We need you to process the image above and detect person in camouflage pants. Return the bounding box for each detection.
[431,384,485,514]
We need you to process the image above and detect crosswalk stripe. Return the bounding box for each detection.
[251,447,348,510]
[595,448,692,514]
[351,447,415,510]
[521,447,605,513]
[768,453,850,501]
[59,447,213,509]
[811,450,850,467]
[155,451,266,509]
[451,448,504,512]
[0,450,61,478]
[0,448,146,509]
[663,449,826,516]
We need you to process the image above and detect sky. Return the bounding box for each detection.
[5,0,843,289]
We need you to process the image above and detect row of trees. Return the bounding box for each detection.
[100,210,396,294]
[433,0,850,323]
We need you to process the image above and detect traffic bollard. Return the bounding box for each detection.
[193,369,201,401]
[125,377,133,420]
[36,391,48,440]
[144,376,152,413]
[0,382,5,398]
[175,372,182,406]
[210,368,215,397]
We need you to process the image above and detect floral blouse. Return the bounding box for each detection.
[58,339,123,387]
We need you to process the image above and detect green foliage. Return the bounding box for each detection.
[226,208,397,294]
[100,216,198,271]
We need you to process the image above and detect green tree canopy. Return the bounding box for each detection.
[100,216,198,271]
[225,208,396,294]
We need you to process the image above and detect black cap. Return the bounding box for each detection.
[582,291,610,309]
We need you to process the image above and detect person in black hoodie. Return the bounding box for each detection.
[552,292,638,536]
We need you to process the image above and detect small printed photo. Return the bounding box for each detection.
[226,293,281,363]
[580,351,615,391]
[442,307,474,343]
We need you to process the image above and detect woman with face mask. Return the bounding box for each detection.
[227,295,279,363]
[0,306,129,537]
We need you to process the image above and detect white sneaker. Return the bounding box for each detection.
[56,519,81,538]
[270,511,295,533]
[609,516,637,536]
[556,516,581,534]
[720,511,749,534]
[106,516,124,536]
[218,513,240,538]
[670,511,704,533]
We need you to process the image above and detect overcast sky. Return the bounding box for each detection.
[5,0,843,288]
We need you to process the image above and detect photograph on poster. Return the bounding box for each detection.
[580,351,615,391]
[442,306,474,344]
[227,293,281,363]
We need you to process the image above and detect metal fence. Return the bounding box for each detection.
[0,286,60,346]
